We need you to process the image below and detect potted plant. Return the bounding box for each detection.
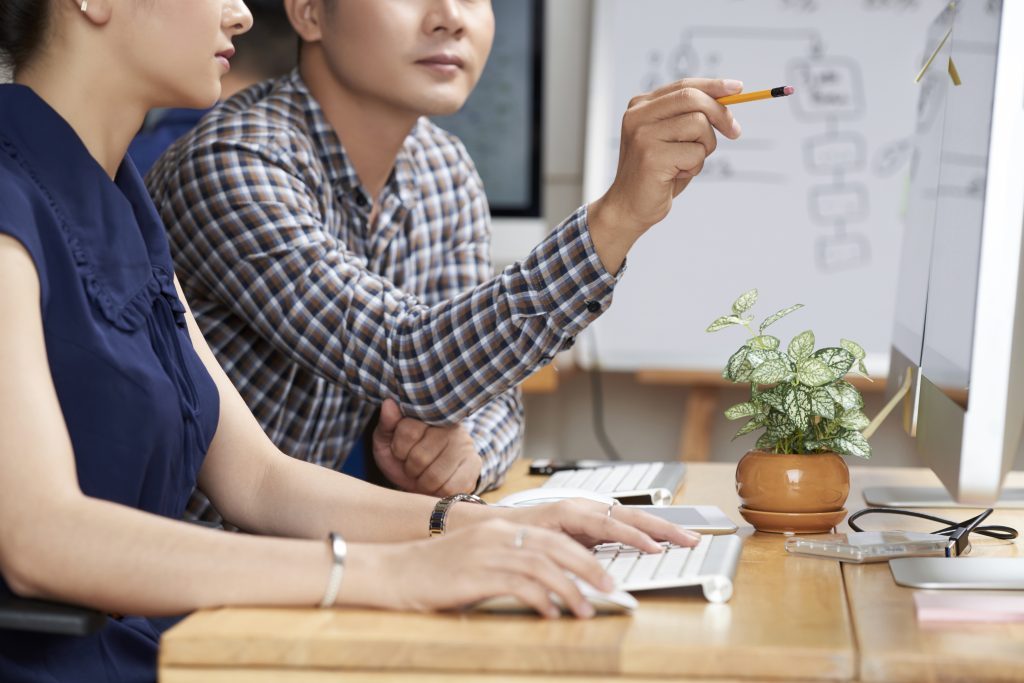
[706,289,872,533]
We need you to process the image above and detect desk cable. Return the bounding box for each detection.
[848,507,1018,557]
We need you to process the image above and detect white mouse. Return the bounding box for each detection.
[494,487,617,508]
[471,580,638,615]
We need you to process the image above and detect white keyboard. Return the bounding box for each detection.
[543,462,686,502]
[593,534,743,603]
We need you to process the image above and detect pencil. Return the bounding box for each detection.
[717,85,794,106]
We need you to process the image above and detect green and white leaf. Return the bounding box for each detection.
[831,429,872,459]
[804,438,832,453]
[732,289,758,315]
[733,417,765,440]
[747,335,780,351]
[707,315,747,333]
[857,359,871,378]
[724,347,753,383]
[724,402,758,420]
[787,330,815,362]
[840,339,866,360]
[764,411,796,439]
[796,357,836,387]
[759,384,790,412]
[826,380,864,411]
[837,409,871,431]
[814,347,856,378]
[755,432,780,452]
[808,387,837,419]
[783,385,812,428]
[759,303,804,333]
[750,358,794,384]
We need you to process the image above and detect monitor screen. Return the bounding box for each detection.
[884,0,1024,504]
[431,0,544,217]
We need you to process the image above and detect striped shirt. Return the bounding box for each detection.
[148,69,618,520]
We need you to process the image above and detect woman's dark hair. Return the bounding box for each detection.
[0,0,52,73]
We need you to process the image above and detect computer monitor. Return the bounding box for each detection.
[870,0,1024,508]
[431,0,543,217]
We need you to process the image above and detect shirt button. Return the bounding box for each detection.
[561,336,576,351]
[355,194,368,208]
[585,300,601,313]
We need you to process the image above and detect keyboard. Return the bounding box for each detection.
[594,533,744,603]
[543,462,686,504]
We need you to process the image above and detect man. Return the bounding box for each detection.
[148,0,741,520]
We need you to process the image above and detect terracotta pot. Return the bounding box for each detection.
[735,450,850,513]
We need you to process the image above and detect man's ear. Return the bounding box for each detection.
[75,0,112,26]
[283,0,324,44]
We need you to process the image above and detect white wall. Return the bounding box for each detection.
[520,0,925,469]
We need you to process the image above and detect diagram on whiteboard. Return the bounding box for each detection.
[584,0,950,372]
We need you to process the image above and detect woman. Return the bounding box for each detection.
[0,1,698,681]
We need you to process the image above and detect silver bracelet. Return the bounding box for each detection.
[318,531,347,608]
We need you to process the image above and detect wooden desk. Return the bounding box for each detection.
[159,464,1024,682]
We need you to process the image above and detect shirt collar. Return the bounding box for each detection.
[287,69,419,208]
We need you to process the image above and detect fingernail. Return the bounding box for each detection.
[733,120,743,137]
[580,603,596,619]
[546,607,561,619]
[724,79,743,93]
[601,574,615,592]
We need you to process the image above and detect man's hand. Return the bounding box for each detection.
[371,399,482,496]
[587,77,744,273]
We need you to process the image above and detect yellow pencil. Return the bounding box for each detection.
[717,85,794,106]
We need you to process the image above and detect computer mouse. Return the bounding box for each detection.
[494,487,617,508]
[471,580,638,616]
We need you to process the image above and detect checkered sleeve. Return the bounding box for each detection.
[166,139,619,425]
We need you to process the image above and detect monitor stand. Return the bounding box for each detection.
[863,486,1024,509]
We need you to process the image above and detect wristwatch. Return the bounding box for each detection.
[429,493,486,537]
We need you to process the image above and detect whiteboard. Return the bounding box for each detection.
[582,0,949,374]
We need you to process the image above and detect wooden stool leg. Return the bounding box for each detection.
[678,386,719,461]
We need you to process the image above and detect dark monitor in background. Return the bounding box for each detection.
[870,0,1024,509]
[432,0,544,218]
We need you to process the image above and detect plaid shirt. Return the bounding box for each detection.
[148,70,618,519]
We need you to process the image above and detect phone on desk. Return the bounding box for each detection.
[495,488,737,535]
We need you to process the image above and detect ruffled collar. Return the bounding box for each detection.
[0,83,185,331]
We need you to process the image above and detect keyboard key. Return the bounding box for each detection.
[618,464,650,492]
[656,546,692,579]
[595,465,631,493]
[681,535,713,580]
[607,550,640,582]
[637,462,664,489]
[628,552,666,583]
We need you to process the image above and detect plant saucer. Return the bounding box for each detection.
[738,506,848,534]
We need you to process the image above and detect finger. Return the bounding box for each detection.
[610,507,702,547]
[519,527,615,595]
[372,399,403,450]
[403,428,450,479]
[419,451,464,495]
[634,77,743,105]
[498,573,561,619]
[505,549,594,619]
[637,141,711,184]
[391,417,430,463]
[636,87,741,139]
[430,456,481,497]
[648,111,718,157]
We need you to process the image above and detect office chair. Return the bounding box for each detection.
[0,585,107,636]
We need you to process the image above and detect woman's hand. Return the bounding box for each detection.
[499,499,702,553]
[340,519,614,619]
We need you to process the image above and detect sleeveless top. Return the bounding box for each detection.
[0,84,221,683]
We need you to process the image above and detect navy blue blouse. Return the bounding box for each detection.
[0,85,221,682]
